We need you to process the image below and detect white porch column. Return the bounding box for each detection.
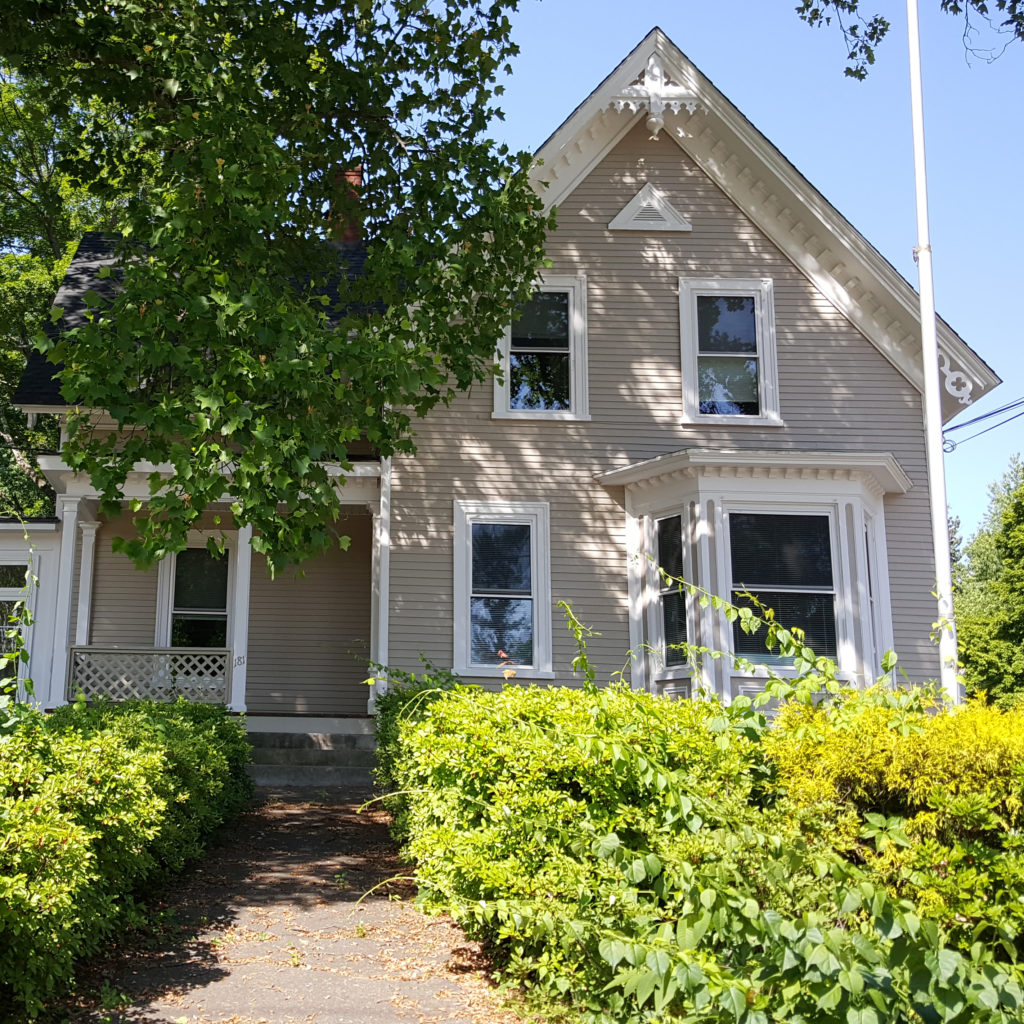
[367,458,392,713]
[75,520,100,647]
[228,524,252,713]
[50,496,81,707]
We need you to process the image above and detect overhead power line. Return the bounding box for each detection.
[944,395,1024,433]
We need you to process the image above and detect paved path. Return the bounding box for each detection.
[48,788,522,1024]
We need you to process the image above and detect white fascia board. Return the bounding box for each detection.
[14,404,70,416]
[531,28,1000,420]
[597,448,912,496]
[0,522,59,532]
[36,454,382,501]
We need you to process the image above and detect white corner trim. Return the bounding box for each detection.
[453,500,552,676]
[228,525,252,713]
[368,458,392,714]
[51,496,81,697]
[624,502,647,691]
[493,274,589,421]
[609,182,692,232]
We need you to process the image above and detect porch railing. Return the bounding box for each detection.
[67,646,231,704]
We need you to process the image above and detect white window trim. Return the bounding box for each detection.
[155,531,235,648]
[678,277,782,426]
[645,511,697,684]
[0,560,33,689]
[493,274,590,421]
[720,502,853,679]
[453,500,553,678]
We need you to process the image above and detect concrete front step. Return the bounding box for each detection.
[246,730,378,787]
[246,763,374,787]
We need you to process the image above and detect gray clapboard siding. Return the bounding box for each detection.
[388,121,939,683]
[246,514,372,716]
[90,511,160,647]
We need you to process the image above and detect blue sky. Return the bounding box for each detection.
[491,0,1023,537]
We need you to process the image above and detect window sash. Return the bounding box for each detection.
[729,512,837,663]
[679,278,779,424]
[494,276,587,420]
[454,501,551,676]
[655,515,688,668]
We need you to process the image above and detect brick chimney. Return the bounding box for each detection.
[330,166,363,244]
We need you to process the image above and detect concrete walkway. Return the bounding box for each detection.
[48,788,523,1024]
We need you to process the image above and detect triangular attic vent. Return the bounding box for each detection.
[608,182,692,232]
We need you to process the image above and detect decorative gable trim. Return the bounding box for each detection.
[608,183,692,232]
[531,28,1001,421]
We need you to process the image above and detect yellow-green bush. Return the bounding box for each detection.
[766,687,1024,954]
[381,678,1024,1024]
[0,699,252,1018]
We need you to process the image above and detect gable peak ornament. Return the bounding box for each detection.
[611,54,699,138]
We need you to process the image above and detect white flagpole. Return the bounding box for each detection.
[906,0,960,702]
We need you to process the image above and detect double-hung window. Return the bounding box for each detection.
[728,512,837,665]
[654,515,688,667]
[494,275,588,420]
[454,501,552,677]
[679,278,780,424]
[0,564,28,685]
[156,541,232,648]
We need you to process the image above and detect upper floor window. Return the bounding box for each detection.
[493,275,589,421]
[679,278,781,425]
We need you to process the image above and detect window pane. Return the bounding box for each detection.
[698,356,759,415]
[730,514,833,589]
[511,291,569,350]
[470,597,533,665]
[1,600,17,683]
[472,523,531,593]
[509,352,570,410]
[656,516,684,582]
[174,548,229,611]
[732,591,837,662]
[172,614,228,648]
[0,565,27,589]
[663,590,688,666]
[697,295,757,353]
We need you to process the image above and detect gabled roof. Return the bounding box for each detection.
[14,232,120,409]
[13,232,371,411]
[530,27,1000,423]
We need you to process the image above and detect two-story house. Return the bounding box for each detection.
[7,28,999,731]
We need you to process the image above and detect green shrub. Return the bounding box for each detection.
[0,699,252,1018]
[386,680,1024,1023]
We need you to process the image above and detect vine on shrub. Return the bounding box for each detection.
[379,589,1024,1024]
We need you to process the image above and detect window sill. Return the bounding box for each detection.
[729,665,855,681]
[491,410,591,422]
[455,665,556,680]
[682,415,784,428]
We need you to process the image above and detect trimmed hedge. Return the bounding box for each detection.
[382,681,1024,1024]
[0,699,252,1018]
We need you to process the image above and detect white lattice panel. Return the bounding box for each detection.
[68,647,230,704]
